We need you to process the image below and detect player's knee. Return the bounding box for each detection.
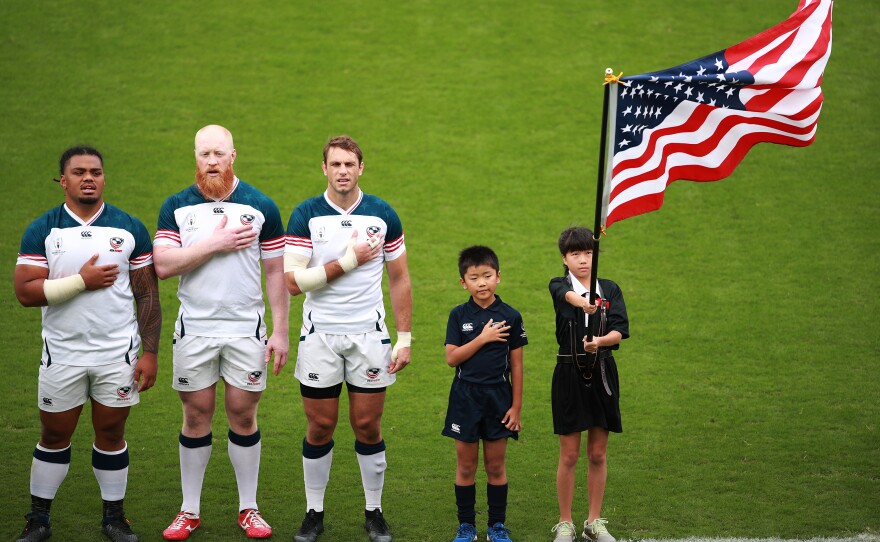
[484,457,506,479]
[457,458,478,480]
[587,448,607,466]
[350,414,381,440]
[559,448,580,468]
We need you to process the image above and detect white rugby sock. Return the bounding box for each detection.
[228,429,261,511]
[30,444,71,499]
[355,440,387,511]
[302,439,334,512]
[92,443,129,501]
[179,432,212,515]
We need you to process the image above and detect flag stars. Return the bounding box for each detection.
[622,106,633,116]
[714,57,724,70]
[716,73,726,82]
[697,65,706,76]
[622,124,633,133]
[674,83,683,93]
[696,91,704,103]
[684,86,693,98]
[709,98,717,106]
[618,139,631,148]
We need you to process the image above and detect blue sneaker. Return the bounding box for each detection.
[486,522,511,541]
[453,523,477,541]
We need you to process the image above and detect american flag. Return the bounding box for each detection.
[604,0,833,228]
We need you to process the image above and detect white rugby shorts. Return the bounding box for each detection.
[172,335,268,392]
[38,361,140,412]
[295,329,394,389]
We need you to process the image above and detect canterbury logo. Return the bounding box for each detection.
[341,220,353,227]
[81,231,92,238]
[213,207,225,214]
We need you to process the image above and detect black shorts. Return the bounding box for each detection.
[441,379,518,442]
[551,356,622,435]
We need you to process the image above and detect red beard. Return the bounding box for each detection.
[195,165,235,201]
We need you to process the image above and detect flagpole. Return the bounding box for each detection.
[588,68,614,342]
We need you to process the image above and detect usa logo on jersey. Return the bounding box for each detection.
[247,371,263,385]
[116,386,132,399]
[366,368,381,382]
[240,214,255,225]
[109,237,124,252]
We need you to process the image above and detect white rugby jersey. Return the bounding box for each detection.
[286,189,405,334]
[16,203,153,366]
[154,178,285,338]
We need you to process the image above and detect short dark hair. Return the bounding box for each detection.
[558,227,596,274]
[458,245,499,277]
[323,135,363,164]
[59,146,103,175]
[558,226,595,255]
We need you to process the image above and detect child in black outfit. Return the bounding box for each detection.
[442,246,527,542]
[549,227,629,542]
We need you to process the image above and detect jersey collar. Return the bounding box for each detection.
[466,294,503,315]
[323,188,363,215]
[568,271,602,299]
[63,202,105,226]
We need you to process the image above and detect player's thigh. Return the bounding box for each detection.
[295,332,345,388]
[89,362,140,409]
[342,331,395,389]
[347,388,386,438]
[90,400,131,448]
[220,336,269,392]
[173,335,222,392]
[39,406,84,448]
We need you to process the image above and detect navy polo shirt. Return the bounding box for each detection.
[445,295,528,385]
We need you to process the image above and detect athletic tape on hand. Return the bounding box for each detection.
[339,237,358,273]
[392,331,411,361]
[43,274,86,305]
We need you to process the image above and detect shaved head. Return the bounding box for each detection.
[195,124,234,153]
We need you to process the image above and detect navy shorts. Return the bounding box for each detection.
[441,379,518,442]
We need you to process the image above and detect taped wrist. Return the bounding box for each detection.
[43,274,86,305]
[392,331,411,361]
[339,237,358,273]
[284,252,328,292]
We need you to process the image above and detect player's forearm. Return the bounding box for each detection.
[445,339,484,367]
[387,259,412,333]
[131,265,162,353]
[509,348,524,409]
[152,242,217,279]
[597,330,623,348]
[264,258,290,336]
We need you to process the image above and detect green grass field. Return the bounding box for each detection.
[1,1,877,541]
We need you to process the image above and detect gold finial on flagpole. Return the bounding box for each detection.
[604,68,627,86]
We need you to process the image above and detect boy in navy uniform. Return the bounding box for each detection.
[442,246,527,542]
[549,227,629,542]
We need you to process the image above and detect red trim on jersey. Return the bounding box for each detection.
[286,235,313,249]
[384,234,405,252]
[17,253,48,264]
[260,236,285,250]
[154,229,181,244]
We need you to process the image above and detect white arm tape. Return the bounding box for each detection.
[284,252,328,292]
[339,237,358,273]
[392,331,412,361]
[43,274,86,305]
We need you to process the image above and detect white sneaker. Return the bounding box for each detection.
[582,518,615,542]
[552,520,577,542]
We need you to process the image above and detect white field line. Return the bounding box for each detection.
[623,537,880,542]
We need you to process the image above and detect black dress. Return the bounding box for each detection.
[549,275,629,434]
